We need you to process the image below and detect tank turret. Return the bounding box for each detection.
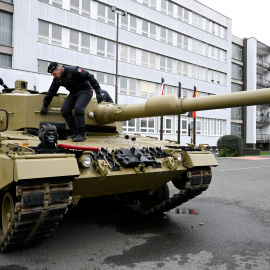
[0,81,270,252]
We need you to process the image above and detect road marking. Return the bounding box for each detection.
[219,166,269,172]
[230,156,270,160]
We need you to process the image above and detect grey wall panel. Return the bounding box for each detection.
[12,0,39,72]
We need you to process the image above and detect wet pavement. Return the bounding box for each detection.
[0,157,269,270]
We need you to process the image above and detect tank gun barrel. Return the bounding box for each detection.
[93,88,270,124]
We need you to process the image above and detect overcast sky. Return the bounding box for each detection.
[199,0,270,45]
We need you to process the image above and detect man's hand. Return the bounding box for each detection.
[96,91,103,104]
[40,105,48,115]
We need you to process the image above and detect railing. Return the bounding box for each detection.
[257,78,270,88]
[256,134,270,142]
[256,115,270,123]
[257,58,270,70]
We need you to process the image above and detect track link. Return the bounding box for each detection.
[0,177,73,252]
[126,167,212,215]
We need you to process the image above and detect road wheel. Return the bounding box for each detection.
[139,184,169,210]
[1,192,15,236]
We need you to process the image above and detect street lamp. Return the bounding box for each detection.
[111,6,127,104]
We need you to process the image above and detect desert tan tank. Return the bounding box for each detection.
[0,80,269,252]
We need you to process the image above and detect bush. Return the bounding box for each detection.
[217,135,243,157]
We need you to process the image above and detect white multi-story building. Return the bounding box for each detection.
[0,0,232,146]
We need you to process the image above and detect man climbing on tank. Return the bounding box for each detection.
[40,62,103,142]
[93,89,114,103]
[0,78,8,89]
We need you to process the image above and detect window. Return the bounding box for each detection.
[121,45,136,64]
[183,36,188,50]
[164,117,172,133]
[0,53,12,67]
[204,118,208,135]
[231,123,242,136]
[142,20,149,37]
[232,43,242,61]
[107,74,115,85]
[149,23,156,39]
[141,81,148,97]
[81,33,90,53]
[38,21,62,46]
[123,119,136,132]
[141,51,156,69]
[97,38,105,56]
[161,0,166,13]
[0,11,13,47]
[38,21,49,43]
[97,38,115,59]
[96,72,105,83]
[167,58,172,73]
[38,60,49,73]
[120,77,136,96]
[177,61,182,76]
[210,119,214,135]
[177,34,183,48]
[2,0,13,3]
[107,41,115,59]
[69,0,90,17]
[142,51,148,67]
[177,6,183,20]
[149,52,156,69]
[232,63,242,80]
[183,9,189,22]
[160,56,166,71]
[121,45,128,63]
[96,72,115,85]
[69,29,79,50]
[196,118,202,135]
[183,62,188,77]
[121,14,128,30]
[130,15,137,33]
[70,0,79,14]
[97,3,106,22]
[231,83,243,93]
[108,7,115,25]
[167,30,173,45]
[82,0,91,17]
[143,0,156,9]
[231,107,242,120]
[140,81,156,98]
[168,1,173,17]
[160,27,166,43]
[140,118,155,133]
[181,116,188,134]
[52,24,62,46]
[52,0,62,8]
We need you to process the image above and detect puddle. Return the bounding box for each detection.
[168,208,197,215]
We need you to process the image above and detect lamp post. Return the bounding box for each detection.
[111,6,127,104]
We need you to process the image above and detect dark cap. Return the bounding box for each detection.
[48,62,59,73]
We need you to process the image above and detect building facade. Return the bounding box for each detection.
[0,0,233,146]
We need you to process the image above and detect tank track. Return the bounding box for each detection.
[0,177,73,252]
[126,167,212,215]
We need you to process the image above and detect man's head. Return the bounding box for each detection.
[48,62,62,79]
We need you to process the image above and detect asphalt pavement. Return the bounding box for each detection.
[0,157,269,270]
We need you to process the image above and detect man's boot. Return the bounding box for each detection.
[73,128,85,142]
[67,129,77,139]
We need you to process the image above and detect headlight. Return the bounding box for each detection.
[177,153,183,162]
[79,155,92,168]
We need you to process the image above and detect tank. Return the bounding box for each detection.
[0,80,269,252]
